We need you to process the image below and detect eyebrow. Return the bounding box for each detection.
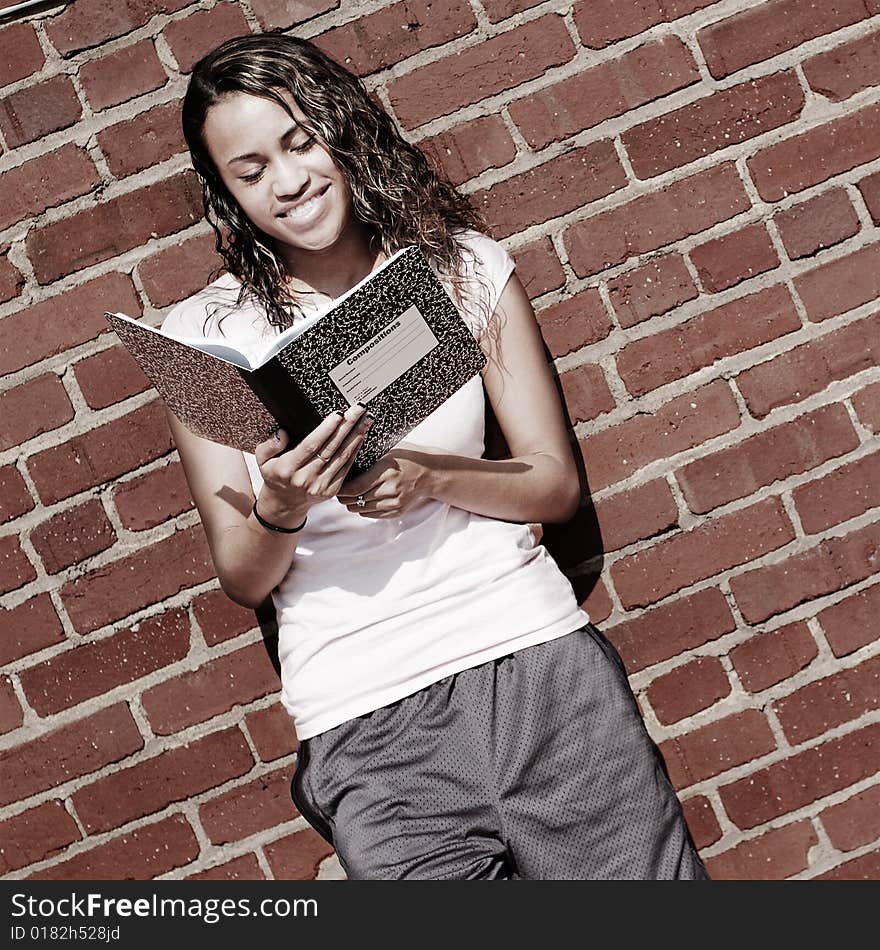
[226,123,301,165]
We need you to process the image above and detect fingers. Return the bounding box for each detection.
[297,404,370,468]
[254,427,289,466]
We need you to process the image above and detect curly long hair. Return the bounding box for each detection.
[181,32,494,335]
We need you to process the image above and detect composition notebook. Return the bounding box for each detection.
[106,245,486,475]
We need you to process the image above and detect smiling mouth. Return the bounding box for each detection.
[277,185,329,220]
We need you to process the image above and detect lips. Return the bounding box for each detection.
[276,184,330,220]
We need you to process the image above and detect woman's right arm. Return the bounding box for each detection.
[168,403,372,608]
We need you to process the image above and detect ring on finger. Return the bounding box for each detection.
[356,494,366,508]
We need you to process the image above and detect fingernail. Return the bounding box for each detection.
[335,409,345,417]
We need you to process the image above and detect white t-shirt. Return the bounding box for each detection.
[162,229,589,739]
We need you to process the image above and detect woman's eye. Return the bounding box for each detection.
[291,135,316,153]
[240,169,264,183]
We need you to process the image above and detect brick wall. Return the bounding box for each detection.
[1,0,878,881]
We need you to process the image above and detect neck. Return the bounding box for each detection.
[278,220,383,300]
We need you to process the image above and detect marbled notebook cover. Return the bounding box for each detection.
[106,246,486,471]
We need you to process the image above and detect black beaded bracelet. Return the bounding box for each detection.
[252,500,307,534]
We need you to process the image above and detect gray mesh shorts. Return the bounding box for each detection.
[291,622,709,880]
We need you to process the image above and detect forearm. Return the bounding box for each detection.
[212,493,309,609]
[423,450,581,524]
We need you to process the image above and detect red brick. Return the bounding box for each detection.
[602,587,737,674]
[646,656,731,725]
[187,853,264,880]
[482,0,543,22]
[558,364,615,425]
[474,141,626,240]
[509,36,699,150]
[690,223,779,293]
[859,170,880,224]
[565,163,751,278]
[852,380,880,432]
[245,703,298,761]
[706,821,817,880]
[249,0,339,31]
[730,520,880,624]
[698,0,876,79]
[613,497,795,609]
[0,703,143,807]
[795,242,880,322]
[314,0,476,77]
[97,101,186,179]
[192,588,259,646]
[264,826,334,880]
[165,4,252,75]
[749,101,880,202]
[0,674,22,735]
[616,284,800,398]
[200,767,298,844]
[574,0,715,49]
[0,75,82,149]
[29,499,116,575]
[73,345,150,410]
[0,801,81,875]
[775,189,860,259]
[60,524,213,634]
[578,379,742,491]
[794,451,880,534]
[387,15,575,129]
[511,238,565,298]
[45,0,193,57]
[591,478,679,554]
[575,575,613,622]
[113,461,195,531]
[736,312,880,418]
[0,374,73,452]
[730,621,818,693]
[0,464,33,525]
[0,248,24,304]
[79,38,167,111]
[420,115,516,186]
[19,608,190,717]
[30,814,198,881]
[624,72,804,179]
[0,273,141,376]
[534,289,613,358]
[73,726,253,834]
[0,535,35,595]
[607,253,698,328]
[681,794,722,849]
[677,403,859,515]
[138,232,224,309]
[806,26,880,101]
[0,22,45,87]
[27,400,173,506]
[820,783,880,851]
[774,654,880,745]
[660,709,776,788]
[0,593,65,666]
[816,849,880,879]
[27,172,203,284]
[142,641,281,735]
[720,721,880,829]
[819,584,880,657]
[0,145,99,232]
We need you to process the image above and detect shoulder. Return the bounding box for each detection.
[160,273,242,339]
[447,228,517,331]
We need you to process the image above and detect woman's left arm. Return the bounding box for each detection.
[338,273,582,524]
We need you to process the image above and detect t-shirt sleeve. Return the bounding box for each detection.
[455,229,516,338]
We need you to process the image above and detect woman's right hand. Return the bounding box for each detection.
[253,403,373,527]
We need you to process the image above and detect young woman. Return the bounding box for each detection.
[164,32,709,880]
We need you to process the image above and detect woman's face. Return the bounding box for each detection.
[201,90,355,264]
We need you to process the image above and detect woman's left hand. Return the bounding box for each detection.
[337,443,442,518]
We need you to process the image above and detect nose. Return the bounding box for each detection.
[271,153,309,200]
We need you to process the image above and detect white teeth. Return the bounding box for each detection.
[282,191,324,219]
